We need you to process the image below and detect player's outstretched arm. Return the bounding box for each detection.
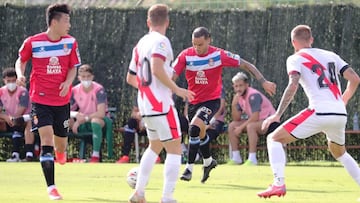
[342,67,360,106]
[239,59,276,96]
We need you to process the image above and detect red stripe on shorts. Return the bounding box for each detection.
[283,109,314,132]
[166,107,180,139]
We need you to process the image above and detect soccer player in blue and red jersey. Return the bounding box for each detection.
[15,3,81,200]
[173,27,276,183]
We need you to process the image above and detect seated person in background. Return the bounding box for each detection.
[0,67,34,162]
[117,103,160,164]
[116,104,146,163]
[70,64,109,163]
[228,72,278,165]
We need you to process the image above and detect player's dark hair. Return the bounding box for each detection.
[78,64,94,75]
[192,27,211,39]
[46,3,71,27]
[2,67,17,79]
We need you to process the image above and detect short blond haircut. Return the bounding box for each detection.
[291,25,312,42]
[232,72,249,84]
[147,4,169,27]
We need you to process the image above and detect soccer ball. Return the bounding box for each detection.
[126,167,139,189]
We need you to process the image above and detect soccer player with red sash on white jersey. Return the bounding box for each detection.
[0,68,34,162]
[172,27,276,183]
[15,3,80,200]
[258,25,360,199]
[126,4,194,203]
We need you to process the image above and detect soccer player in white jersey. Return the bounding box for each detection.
[258,24,360,198]
[126,4,194,203]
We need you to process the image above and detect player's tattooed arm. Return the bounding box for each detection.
[275,72,300,117]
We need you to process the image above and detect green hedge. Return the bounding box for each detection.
[0,4,359,162]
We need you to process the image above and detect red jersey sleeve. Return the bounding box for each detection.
[172,50,187,76]
[220,49,241,67]
[69,40,81,68]
[18,37,33,63]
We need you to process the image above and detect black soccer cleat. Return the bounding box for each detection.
[201,159,217,183]
[180,168,192,181]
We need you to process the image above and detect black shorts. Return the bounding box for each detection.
[31,102,70,137]
[188,99,220,125]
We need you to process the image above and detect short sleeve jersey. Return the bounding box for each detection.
[128,31,174,116]
[287,48,348,114]
[173,46,240,105]
[18,32,81,106]
[0,86,30,117]
[71,82,107,115]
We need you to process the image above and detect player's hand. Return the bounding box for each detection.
[6,116,14,127]
[72,121,79,134]
[262,80,276,96]
[59,81,71,97]
[175,87,195,102]
[262,114,280,131]
[16,76,26,87]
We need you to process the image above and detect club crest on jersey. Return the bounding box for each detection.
[195,70,208,84]
[208,58,214,66]
[63,44,69,53]
[47,56,62,74]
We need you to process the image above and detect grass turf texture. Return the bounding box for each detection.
[0,162,358,203]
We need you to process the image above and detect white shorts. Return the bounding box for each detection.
[142,106,181,142]
[283,109,347,145]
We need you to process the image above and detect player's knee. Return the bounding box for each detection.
[189,125,200,145]
[189,125,200,137]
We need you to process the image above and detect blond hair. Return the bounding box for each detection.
[232,72,249,84]
[291,25,312,42]
[147,4,169,27]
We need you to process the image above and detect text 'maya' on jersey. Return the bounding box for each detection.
[19,32,81,106]
[173,46,240,105]
[129,31,174,116]
[287,48,348,114]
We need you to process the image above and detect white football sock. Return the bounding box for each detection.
[337,152,360,186]
[248,152,257,164]
[232,150,242,163]
[268,140,286,186]
[185,163,194,172]
[162,153,181,201]
[203,156,213,167]
[135,148,158,193]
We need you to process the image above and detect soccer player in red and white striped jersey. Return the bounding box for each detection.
[15,3,80,200]
[172,26,276,183]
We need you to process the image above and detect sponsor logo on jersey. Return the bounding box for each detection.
[47,56,62,74]
[195,70,208,84]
